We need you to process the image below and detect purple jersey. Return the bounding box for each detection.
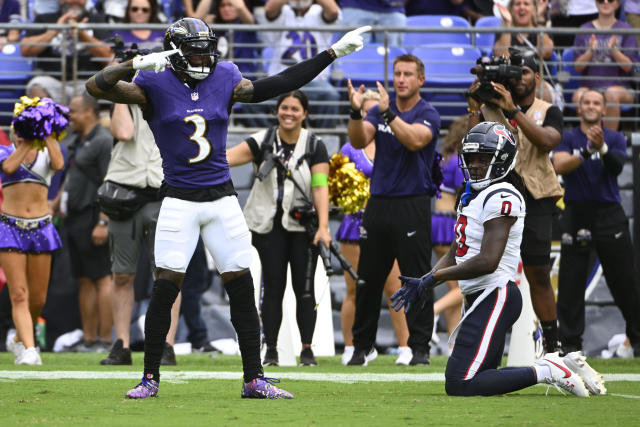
[440,152,464,194]
[340,142,373,178]
[133,62,242,189]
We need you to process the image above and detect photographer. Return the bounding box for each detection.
[226,90,331,367]
[466,50,565,355]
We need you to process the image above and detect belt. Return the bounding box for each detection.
[0,214,52,230]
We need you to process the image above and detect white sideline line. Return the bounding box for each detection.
[0,371,639,383]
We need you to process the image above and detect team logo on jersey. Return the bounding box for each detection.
[493,125,515,146]
[191,91,199,101]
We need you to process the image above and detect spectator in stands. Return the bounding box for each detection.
[0,0,22,44]
[552,88,640,358]
[405,0,468,18]
[0,97,66,365]
[339,0,406,46]
[467,50,565,355]
[214,0,270,127]
[226,90,331,367]
[180,0,215,23]
[432,116,465,347]
[20,0,112,102]
[263,0,341,128]
[110,0,165,50]
[537,0,550,26]
[461,0,493,23]
[625,0,640,47]
[572,0,637,131]
[335,89,411,366]
[550,0,599,49]
[346,54,441,366]
[494,0,556,103]
[99,101,181,365]
[61,92,113,353]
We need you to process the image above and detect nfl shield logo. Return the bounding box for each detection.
[191,92,199,101]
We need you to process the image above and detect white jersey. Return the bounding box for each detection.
[265,4,340,81]
[454,181,526,295]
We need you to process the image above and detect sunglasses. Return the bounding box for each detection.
[596,0,616,3]
[130,6,150,12]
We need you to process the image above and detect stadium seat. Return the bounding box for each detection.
[404,15,472,50]
[0,44,33,125]
[333,44,408,87]
[473,16,501,56]
[413,45,481,126]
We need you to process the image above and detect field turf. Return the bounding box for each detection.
[1,353,639,426]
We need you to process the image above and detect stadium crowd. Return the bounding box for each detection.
[1,0,639,379]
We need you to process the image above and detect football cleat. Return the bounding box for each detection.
[299,347,318,366]
[536,352,589,397]
[242,377,293,399]
[347,347,378,366]
[125,377,159,399]
[563,351,606,395]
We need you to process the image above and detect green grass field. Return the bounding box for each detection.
[1,353,639,426]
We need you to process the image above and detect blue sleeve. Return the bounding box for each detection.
[417,104,441,138]
[230,62,242,87]
[555,131,574,154]
[132,70,148,90]
[608,130,627,155]
[364,104,381,129]
[0,145,12,164]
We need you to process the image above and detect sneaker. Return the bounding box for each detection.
[63,339,96,353]
[615,343,634,359]
[160,342,177,366]
[341,346,354,366]
[125,376,159,399]
[563,351,606,395]
[242,376,293,399]
[263,347,279,366]
[16,347,42,365]
[7,339,26,363]
[299,347,317,366]
[409,351,430,366]
[535,352,589,397]
[100,339,132,365]
[93,339,111,353]
[347,347,378,366]
[192,341,220,353]
[396,346,413,365]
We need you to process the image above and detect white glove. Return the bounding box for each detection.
[132,49,180,73]
[331,25,371,58]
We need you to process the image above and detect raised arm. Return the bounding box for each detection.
[45,135,65,172]
[1,138,32,175]
[86,59,149,106]
[346,79,376,148]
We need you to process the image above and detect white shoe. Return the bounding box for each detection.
[7,339,26,363]
[395,346,412,365]
[535,352,589,397]
[16,347,42,365]
[341,346,354,366]
[563,351,606,395]
[615,343,634,359]
[365,347,378,364]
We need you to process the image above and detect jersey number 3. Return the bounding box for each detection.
[185,114,211,164]
[455,215,469,256]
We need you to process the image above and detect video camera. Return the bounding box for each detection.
[468,47,523,103]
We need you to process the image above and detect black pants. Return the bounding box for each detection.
[353,195,433,353]
[557,202,640,350]
[252,210,318,348]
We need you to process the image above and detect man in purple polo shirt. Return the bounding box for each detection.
[552,88,640,358]
[86,16,369,399]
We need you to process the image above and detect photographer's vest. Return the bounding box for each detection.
[244,127,316,233]
[481,98,562,200]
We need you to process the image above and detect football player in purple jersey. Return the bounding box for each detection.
[86,17,369,399]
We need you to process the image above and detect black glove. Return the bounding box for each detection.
[391,271,439,313]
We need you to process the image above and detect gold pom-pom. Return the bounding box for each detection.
[329,152,370,214]
[13,96,41,118]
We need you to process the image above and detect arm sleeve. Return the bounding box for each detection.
[601,132,627,176]
[554,132,573,154]
[250,50,335,103]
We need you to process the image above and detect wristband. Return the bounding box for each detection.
[311,172,328,187]
[95,71,117,92]
[380,108,397,123]
[350,108,363,120]
[504,106,521,120]
[97,218,109,226]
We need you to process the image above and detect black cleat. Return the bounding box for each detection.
[409,351,430,366]
[192,341,220,353]
[299,347,318,366]
[100,339,132,365]
[263,347,279,366]
[160,342,177,366]
[347,347,377,366]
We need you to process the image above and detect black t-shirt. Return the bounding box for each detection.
[26,12,111,80]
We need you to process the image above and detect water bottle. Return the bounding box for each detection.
[36,316,47,350]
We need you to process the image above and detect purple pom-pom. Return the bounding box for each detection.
[11,98,69,143]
